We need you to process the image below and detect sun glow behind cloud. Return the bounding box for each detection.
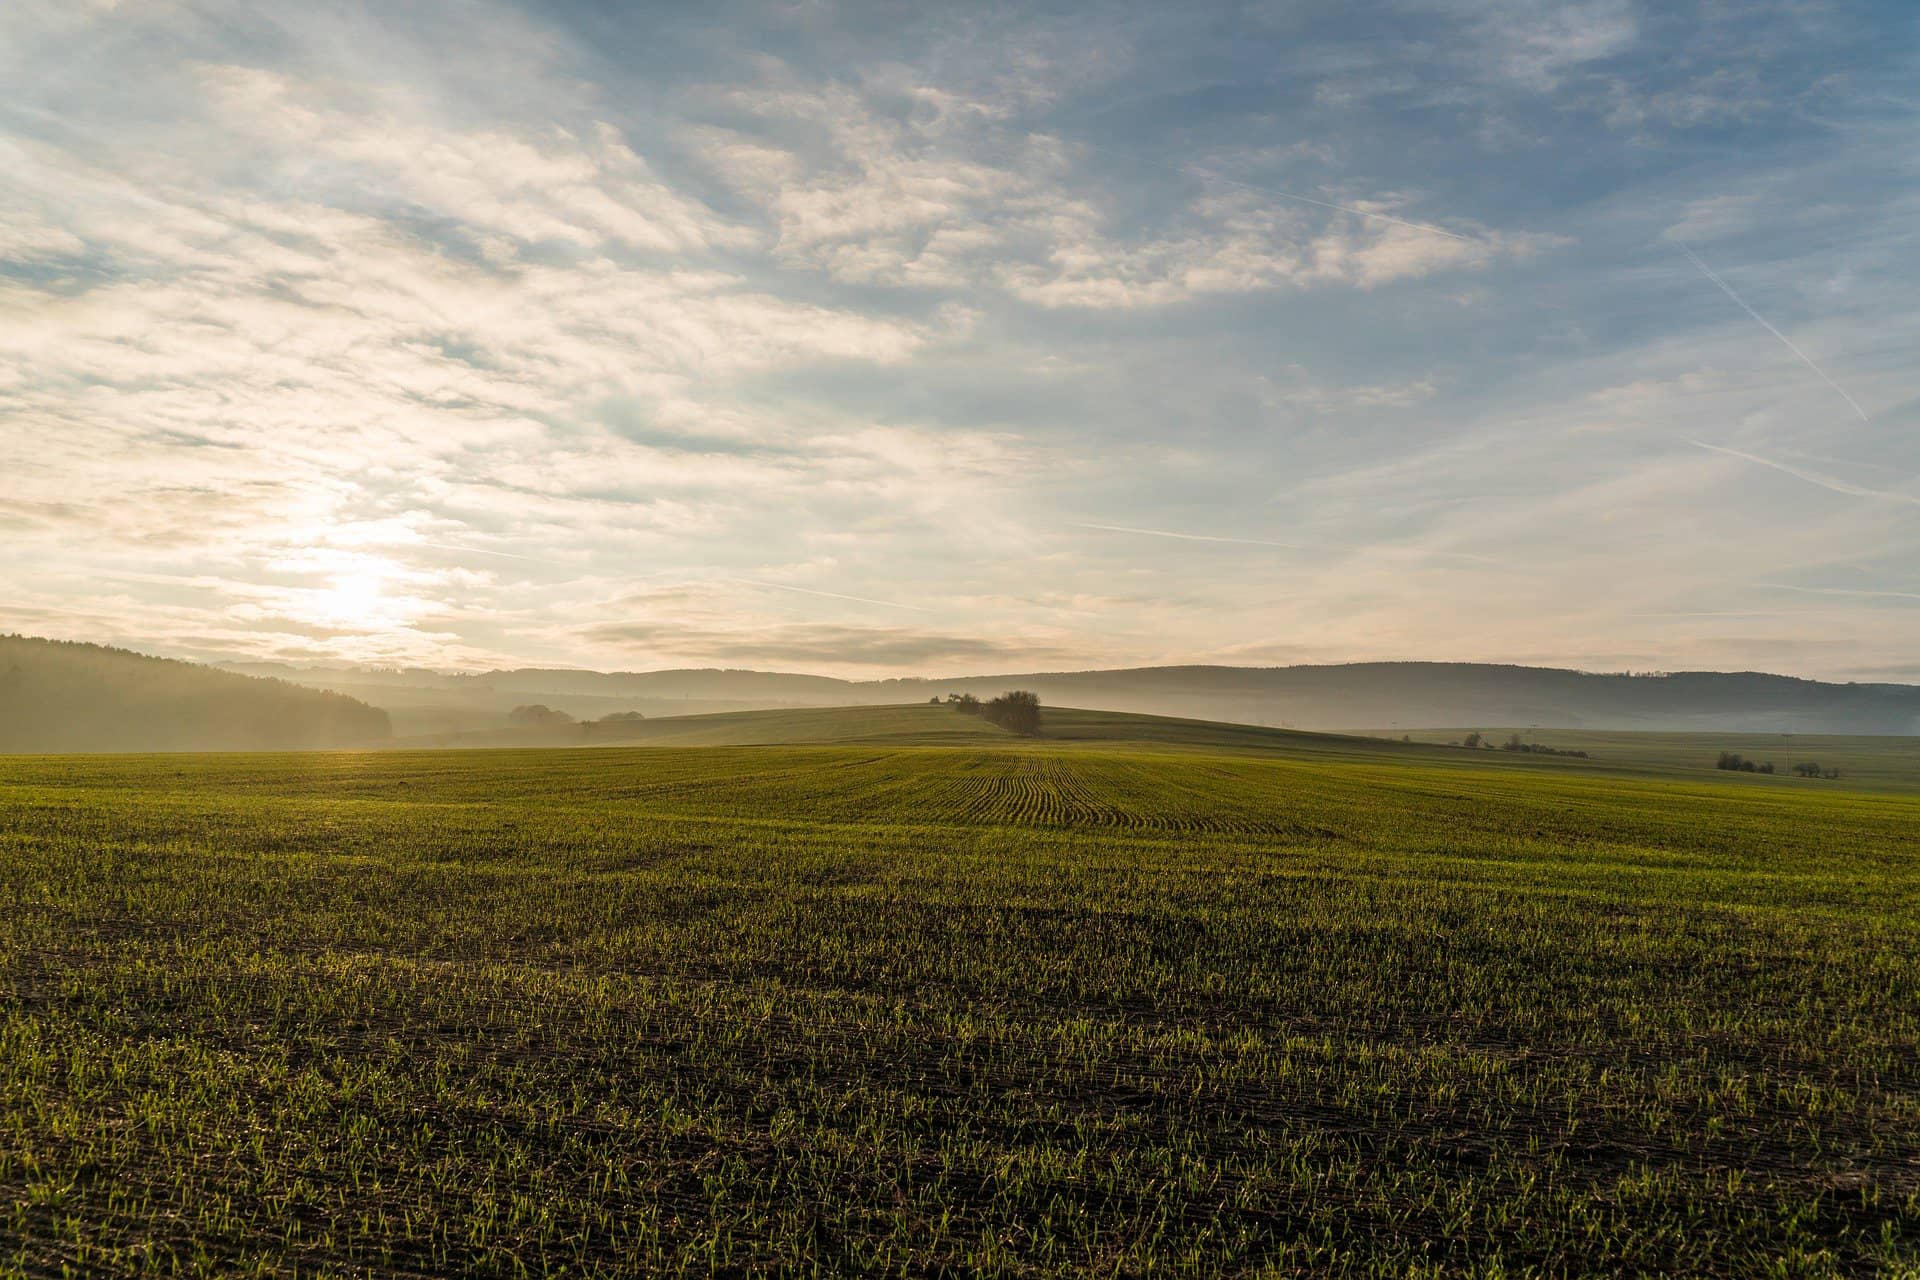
[0,0,1915,678]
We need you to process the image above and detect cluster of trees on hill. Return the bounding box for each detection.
[1497,733,1588,758]
[0,635,390,752]
[1448,731,1588,758]
[1715,752,1840,778]
[936,690,1042,735]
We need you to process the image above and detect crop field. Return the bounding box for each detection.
[3,725,1918,1276]
[1387,728,1920,793]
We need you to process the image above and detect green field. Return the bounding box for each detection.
[1386,727,1920,793]
[3,710,1918,1276]
[400,703,1920,794]
[387,702,1412,753]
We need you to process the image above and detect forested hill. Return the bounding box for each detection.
[0,636,391,752]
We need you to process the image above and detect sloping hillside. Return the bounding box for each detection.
[391,701,1455,762]
[0,636,392,752]
[390,703,1006,749]
[245,659,1920,735]
[216,664,845,734]
[880,664,1920,733]
[383,702,1920,788]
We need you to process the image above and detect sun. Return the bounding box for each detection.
[311,567,390,628]
[277,546,430,636]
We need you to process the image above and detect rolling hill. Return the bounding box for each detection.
[882,664,1920,733]
[382,701,1920,788]
[0,636,392,752]
[232,659,1920,735]
[386,701,1430,754]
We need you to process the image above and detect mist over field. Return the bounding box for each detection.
[225,655,1920,736]
[0,636,390,753]
[9,635,1920,755]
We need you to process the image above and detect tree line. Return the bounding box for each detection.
[1449,731,1588,758]
[1716,752,1840,779]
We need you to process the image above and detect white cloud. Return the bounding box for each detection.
[198,65,749,255]
[1462,0,1638,91]
[0,53,976,664]
[693,73,1553,308]
[998,201,1557,309]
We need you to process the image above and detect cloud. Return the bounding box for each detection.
[1007,155,1572,307]
[690,69,1553,308]
[0,498,89,532]
[1261,371,1439,411]
[1660,194,1760,244]
[1468,0,1637,91]
[730,578,934,613]
[586,621,1071,667]
[997,209,1553,309]
[689,81,1070,287]
[2,0,1916,680]
[1072,523,1306,551]
[0,60,962,668]
[199,65,749,256]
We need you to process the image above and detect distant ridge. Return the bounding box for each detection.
[226,658,1920,736]
[877,663,1920,734]
[1,636,391,752]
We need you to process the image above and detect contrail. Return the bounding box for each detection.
[1760,583,1920,603]
[1072,522,1305,550]
[1624,609,1830,618]
[1689,440,1920,506]
[414,541,570,567]
[1371,547,1504,566]
[1678,243,1868,421]
[1075,522,1500,564]
[731,578,934,613]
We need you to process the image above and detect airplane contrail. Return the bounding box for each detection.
[1624,609,1830,618]
[1074,522,1503,565]
[415,541,569,567]
[1760,583,1920,603]
[1677,243,1869,421]
[1072,522,1306,550]
[1688,440,1920,506]
[731,578,935,613]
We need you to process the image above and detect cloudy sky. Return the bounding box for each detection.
[3,0,1915,679]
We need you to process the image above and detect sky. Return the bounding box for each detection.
[2,0,1916,680]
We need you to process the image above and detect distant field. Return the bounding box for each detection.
[3,739,1917,1275]
[1385,726,1920,791]
[398,701,1920,791]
